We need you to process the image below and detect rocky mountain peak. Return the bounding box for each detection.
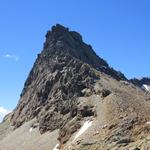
[41,24,126,81]
[1,25,150,150]
[11,24,127,145]
[43,24,108,69]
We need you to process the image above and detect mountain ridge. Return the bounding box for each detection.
[10,24,129,145]
[11,24,127,129]
[0,24,150,150]
[130,77,150,87]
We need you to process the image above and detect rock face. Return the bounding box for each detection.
[11,24,126,131]
[130,77,150,92]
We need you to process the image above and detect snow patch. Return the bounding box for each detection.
[102,124,107,129]
[146,121,150,125]
[29,127,33,133]
[73,120,93,141]
[142,84,150,92]
[53,144,59,150]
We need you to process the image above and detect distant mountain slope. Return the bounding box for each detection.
[130,77,150,87]
[130,77,150,92]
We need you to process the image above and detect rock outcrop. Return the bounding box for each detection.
[130,77,150,87]
[11,24,126,132]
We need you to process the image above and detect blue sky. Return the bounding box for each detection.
[0,0,150,116]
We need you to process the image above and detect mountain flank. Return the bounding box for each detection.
[11,24,126,132]
[0,24,150,150]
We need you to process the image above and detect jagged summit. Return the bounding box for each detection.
[11,24,126,131]
[41,24,126,81]
[43,24,108,69]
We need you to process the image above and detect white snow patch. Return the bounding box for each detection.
[146,121,150,125]
[73,120,93,141]
[102,124,107,129]
[29,127,33,133]
[53,144,59,150]
[142,84,150,92]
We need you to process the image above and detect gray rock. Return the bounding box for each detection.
[116,138,133,144]
[10,24,127,145]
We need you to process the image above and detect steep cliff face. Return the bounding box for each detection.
[11,24,126,131]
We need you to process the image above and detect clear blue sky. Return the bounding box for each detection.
[0,0,150,112]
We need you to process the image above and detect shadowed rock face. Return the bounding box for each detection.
[11,24,126,141]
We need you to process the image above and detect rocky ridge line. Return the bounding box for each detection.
[10,24,127,146]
